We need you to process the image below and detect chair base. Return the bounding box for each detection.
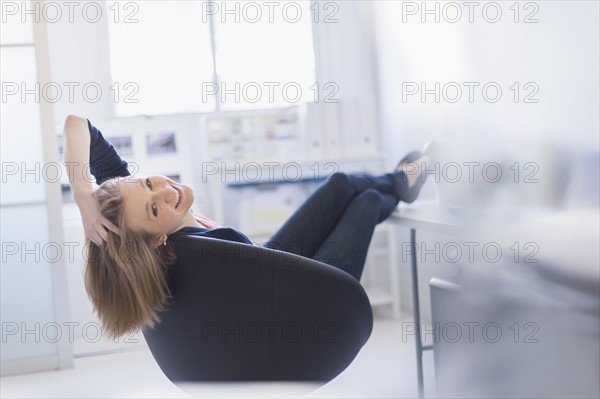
[175,381,323,398]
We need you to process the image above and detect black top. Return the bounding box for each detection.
[87,119,252,245]
[88,119,130,186]
[169,226,253,244]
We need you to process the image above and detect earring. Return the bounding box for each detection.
[163,238,167,246]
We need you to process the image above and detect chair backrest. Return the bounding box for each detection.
[143,234,373,382]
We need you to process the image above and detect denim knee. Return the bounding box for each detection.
[326,171,350,185]
[353,189,383,210]
[324,172,356,192]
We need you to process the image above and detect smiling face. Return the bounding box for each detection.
[117,175,194,237]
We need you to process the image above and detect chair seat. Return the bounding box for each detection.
[143,235,373,382]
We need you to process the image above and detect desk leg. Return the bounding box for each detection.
[410,228,424,398]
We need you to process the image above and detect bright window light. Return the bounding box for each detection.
[107,1,216,116]
[212,0,316,110]
[107,0,316,116]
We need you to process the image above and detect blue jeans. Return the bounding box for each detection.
[264,171,409,281]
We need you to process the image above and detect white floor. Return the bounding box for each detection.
[1,310,436,398]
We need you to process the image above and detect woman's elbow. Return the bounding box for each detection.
[63,114,86,134]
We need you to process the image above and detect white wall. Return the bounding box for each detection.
[373,1,599,154]
[1,3,72,375]
[371,0,600,320]
[45,0,114,129]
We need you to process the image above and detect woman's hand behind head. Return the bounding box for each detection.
[76,191,121,246]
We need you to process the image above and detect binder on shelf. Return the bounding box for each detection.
[303,102,327,161]
[303,102,342,160]
[338,98,379,159]
[321,102,342,159]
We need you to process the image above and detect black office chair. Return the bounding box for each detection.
[143,234,374,382]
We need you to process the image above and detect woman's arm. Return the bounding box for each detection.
[63,115,120,245]
[63,115,94,202]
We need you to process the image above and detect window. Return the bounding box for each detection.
[107,0,316,116]
[107,1,215,116]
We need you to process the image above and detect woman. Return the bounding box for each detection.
[63,114,432,339]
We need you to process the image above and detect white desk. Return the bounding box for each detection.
[387,200,463,398]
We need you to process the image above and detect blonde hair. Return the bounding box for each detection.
[84,178,176,339]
